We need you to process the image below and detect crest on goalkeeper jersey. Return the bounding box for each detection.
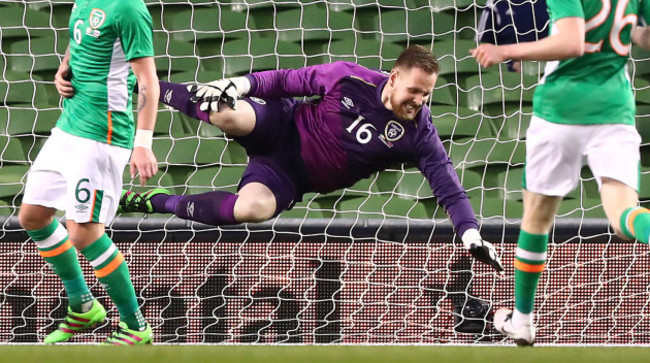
[385,120,405,141]
[89,8,106,29]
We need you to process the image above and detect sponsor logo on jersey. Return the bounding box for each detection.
[89,8,106,29]
[378,134,394,148]
[75,204,89,213]
[249,97,266,105]
[385,120,405,142]
[85,27,101,38]
[164,89,173,104]
[341,97,354,109]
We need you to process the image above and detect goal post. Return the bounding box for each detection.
[1,0,650,344]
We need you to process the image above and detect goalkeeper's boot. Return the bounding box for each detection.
[43,300,107,344]
[118,188,170,213]
[103,322,153,346]
[494,308,535,346]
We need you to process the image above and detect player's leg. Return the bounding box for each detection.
[63,131,151,345]
[157,80,256,136]
[120,158,298,225]
[601,178,650,241]
[494,191,561,346]
[495,117,584,346]
[129,181,277,224]
[120,97,304,225]
[19,132,101,343]
[587,124,650,243]
[19,203,99,321]
[68,222,151,345]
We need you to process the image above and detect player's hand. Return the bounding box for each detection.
[187,79,239,112]
[54,64,74,98]
[461,229,505,274]
[470,44,508,68]
[129,147,158,186]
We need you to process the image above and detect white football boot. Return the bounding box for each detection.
[494,308,535,346]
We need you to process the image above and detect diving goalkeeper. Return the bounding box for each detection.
[121,45,504,273]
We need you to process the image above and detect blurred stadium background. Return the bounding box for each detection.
[1,0,650,346]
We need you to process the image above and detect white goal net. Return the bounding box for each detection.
[1,0,650,344]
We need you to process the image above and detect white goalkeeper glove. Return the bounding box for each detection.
[187,76,251,112]
[461,228,504,274]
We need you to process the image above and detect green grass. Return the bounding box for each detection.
[0,346,649,363]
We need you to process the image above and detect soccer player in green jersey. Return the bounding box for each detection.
[471,0,650,346]
[18,0,159,345]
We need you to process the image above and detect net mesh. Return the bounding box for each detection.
[1,0,650,344]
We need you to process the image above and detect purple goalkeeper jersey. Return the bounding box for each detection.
[245,62,478,235]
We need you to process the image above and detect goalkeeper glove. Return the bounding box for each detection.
[187,76,251,112]
[461,228,504,274]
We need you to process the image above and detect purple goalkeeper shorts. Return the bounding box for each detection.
[233,97,312,216]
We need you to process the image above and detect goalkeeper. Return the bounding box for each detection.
[121,45,504,274]
[19,0,159,345]
[471,0,650,346]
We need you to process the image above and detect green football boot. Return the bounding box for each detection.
[43,300,107,344]
[118,188,170,213]
[103,322,153,345]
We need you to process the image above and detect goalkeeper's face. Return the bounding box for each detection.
[388,66,437,120]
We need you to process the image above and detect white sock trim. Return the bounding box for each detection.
[34,224,68,249]
[516,247,547,262]
[89,243,117,267]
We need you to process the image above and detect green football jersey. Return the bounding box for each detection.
[56,0,154,149]
[534,0,650,126]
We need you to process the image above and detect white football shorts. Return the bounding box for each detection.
[23,128,131,224]
[524,116,641,197]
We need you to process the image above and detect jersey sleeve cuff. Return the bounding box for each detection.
[244,74,259,95]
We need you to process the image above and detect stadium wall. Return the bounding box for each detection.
[1,216,649,344]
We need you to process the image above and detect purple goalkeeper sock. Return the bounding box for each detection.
[159,80,211,123]
[154,191,238,226]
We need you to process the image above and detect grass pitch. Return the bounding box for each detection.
[0,345,648,363]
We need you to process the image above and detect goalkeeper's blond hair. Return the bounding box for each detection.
[394,45,439,75]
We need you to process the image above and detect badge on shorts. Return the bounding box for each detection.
[385,120,405,142]
[89,8,106,29]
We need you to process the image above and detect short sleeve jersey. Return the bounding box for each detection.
[56,0,154,148]
[534,0,650,125]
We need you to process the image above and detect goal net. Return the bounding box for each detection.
[1,0,650,344]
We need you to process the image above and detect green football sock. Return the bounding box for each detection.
[620,207,650,244]
[81,234,146,330]
[29,219,93,313]
[514,230,548,314]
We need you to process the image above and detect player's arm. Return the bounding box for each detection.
[54,45,74,98]
[129,56,159,185]
[632,26,650,50]
[415,121,504,273]
[471,17,585,68]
